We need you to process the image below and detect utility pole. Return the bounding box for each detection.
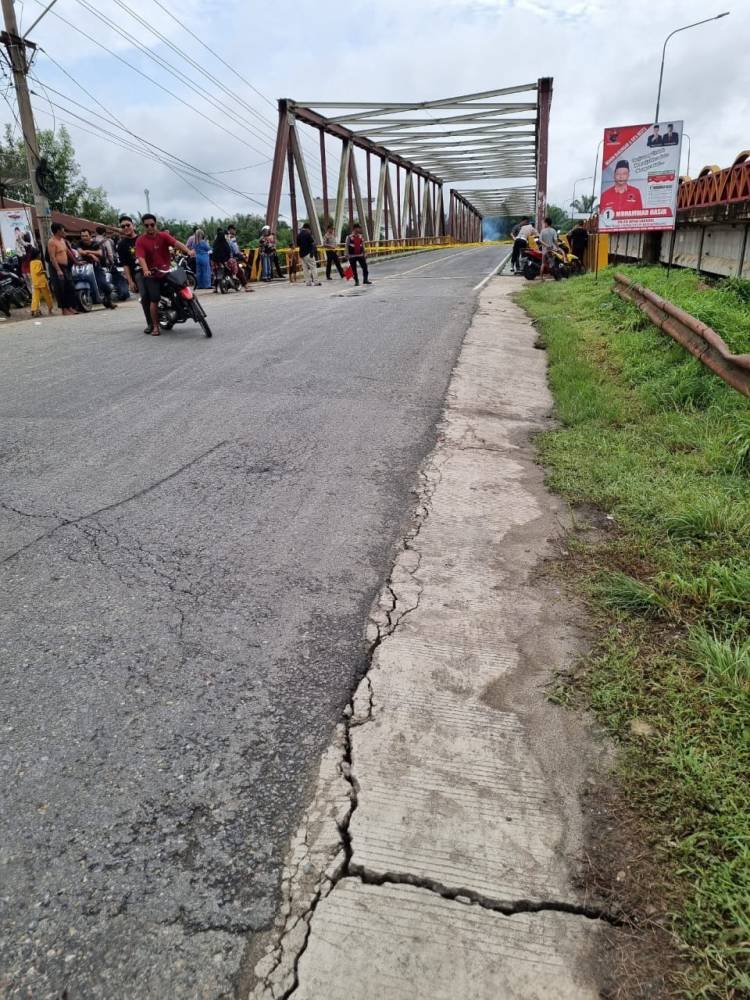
[1,0,52,248]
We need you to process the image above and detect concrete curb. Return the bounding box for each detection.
[245,278,617,999]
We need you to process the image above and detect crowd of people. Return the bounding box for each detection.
[8,214,376,329]
[509,215,590,278]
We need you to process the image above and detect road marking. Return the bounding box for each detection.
[472,250,512,291]
[385,245,489,279]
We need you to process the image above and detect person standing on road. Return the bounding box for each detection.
[46,222,78,316]
[135,214,194,335]
[510,217,537,274]
[297,222,320,286]
[117,216,152,328]
[193,229,212,289]
[345,223,371,286]
[323,224,344,280]
[538,217,558,282]
[29,247,55,317]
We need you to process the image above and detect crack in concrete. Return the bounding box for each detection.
[346,871,625,927]
[247,418,625,997]
[0,440,228,567]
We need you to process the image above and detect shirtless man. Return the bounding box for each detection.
[47,223,78,316]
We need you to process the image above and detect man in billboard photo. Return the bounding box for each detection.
[600,159,643,214]
[663,123,679,146]
[647,124,662,147]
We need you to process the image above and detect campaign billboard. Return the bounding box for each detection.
[0,206,35,256]
[599,121,683,232]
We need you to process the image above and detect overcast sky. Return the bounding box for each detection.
[2,0,747,223]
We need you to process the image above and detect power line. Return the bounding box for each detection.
[28,0,271,159]
[104,0,329,191]
[32,104,235,216]
[72,0,280,155]
[108,0,279,145]
[28,80,269,209]
[147,0,333,192]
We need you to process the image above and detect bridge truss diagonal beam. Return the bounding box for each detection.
[264,79,552,243]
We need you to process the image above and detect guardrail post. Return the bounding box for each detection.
[738,222,749,278]
[696,225,705,275]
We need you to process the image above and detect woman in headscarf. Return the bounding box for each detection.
[211,228,231,291]
[193,229,212,288]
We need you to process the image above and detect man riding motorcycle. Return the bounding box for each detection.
[135,214,195,336]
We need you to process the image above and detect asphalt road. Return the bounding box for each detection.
[0,245,505,999]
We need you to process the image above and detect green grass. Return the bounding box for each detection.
[519,265,750,999]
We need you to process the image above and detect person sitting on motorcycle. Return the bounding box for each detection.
[77,229,116,309]
[95,225,129,300]
[538,217,559,282]
[135,214,195,336]
[211,228,232,291]
[226,225,253,292]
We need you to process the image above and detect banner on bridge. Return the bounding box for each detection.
[599,121,683,232]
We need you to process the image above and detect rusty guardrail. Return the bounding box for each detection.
[613,272,750,397]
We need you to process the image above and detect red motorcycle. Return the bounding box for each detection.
[156,267,212,337]
[521,240,565,281]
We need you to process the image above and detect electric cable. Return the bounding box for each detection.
[72,0,281,155]
[147,0,332,190]
[28,0,270,158]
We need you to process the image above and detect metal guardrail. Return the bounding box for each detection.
[613,272,750,397]
[243,238,495,281]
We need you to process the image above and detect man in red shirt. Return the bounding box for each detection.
[345,223,372,286]
[600,159,643,216]
[135,213,194,335]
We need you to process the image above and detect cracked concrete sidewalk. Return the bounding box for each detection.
[244,279,616,999]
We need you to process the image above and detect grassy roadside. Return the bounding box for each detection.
[518,265,750,998]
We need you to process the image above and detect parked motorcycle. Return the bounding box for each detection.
[104,264,131,301]
[0,268,32,308]
[521,238,565,281]
[71,262,97,311]
[0,273,18,316]
[557,235,584,276]
[156,267,212,337]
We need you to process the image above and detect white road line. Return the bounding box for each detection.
[472,250,512,291]
[385,245,489,279]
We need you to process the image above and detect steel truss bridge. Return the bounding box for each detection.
[265,79,552,246]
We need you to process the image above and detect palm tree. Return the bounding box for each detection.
[571,193,598,216]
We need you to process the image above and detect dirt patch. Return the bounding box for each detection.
[579,780,685,999]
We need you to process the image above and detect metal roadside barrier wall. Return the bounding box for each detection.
[613,271,750,397]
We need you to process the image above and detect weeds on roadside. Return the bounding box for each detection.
[520,266,750,998]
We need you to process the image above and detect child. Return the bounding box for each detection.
[29,247,55,317]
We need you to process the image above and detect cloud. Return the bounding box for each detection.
[3,0,747,222]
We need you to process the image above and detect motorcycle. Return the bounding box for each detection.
[71,262,96,311]
[212,261,240,294]
[155,267,212,338]
[104,264,131,301]
[0,273,19,316]
[0,268,32,308]
[521,237,566,281]
[558,235,584,276]
[173,253,196,288]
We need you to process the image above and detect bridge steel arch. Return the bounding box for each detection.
[265,79,552,245]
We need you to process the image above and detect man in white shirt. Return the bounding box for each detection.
[538,216,559,281]
[510,217,538,273]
